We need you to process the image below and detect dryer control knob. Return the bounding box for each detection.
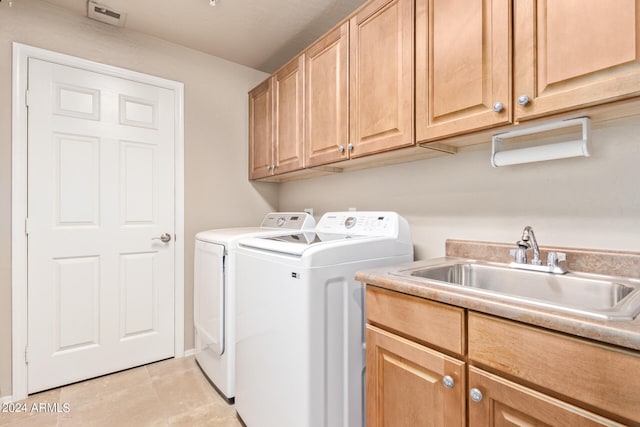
[345,216,357,229]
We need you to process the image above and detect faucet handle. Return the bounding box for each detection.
[510,248,527,264]
[547,251,566,267]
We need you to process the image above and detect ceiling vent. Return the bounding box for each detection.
[87,1,127,27]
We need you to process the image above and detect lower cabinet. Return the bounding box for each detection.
[365,286,639,427]
[468,367,625,427]
[366,325,465,427]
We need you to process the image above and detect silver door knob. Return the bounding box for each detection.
[442,375,455,389]
[152,233,172,243]
[338,145,345,153]
[347,143,354,151]
[470,388,483,403]
[517,95,530,106]
[492,102,504,112]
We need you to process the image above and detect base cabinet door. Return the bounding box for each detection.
[366,325,465,427]
[468,367,625,427]
[514,0,640,121]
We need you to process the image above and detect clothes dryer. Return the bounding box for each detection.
[193,212,315,400]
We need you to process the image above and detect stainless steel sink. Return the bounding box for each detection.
[390,259,640,320]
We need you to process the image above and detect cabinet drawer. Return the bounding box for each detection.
[468,312,640,424]
[366,286,465,355]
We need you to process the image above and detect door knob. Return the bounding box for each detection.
[152,233,172,243]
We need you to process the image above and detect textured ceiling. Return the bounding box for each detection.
[41,0,366,73]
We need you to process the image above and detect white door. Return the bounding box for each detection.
[27,58,176,393]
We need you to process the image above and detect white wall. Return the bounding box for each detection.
[279,116,640,261]
[0,0,276,398]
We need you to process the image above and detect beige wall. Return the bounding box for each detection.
[279,116,640,260]
[0,0,276,397]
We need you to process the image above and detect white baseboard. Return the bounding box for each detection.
[1,395,13,404]
[182,348,195,357]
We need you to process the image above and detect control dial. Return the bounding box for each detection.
[344,216,357,229]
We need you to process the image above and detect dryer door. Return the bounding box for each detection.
[194,240,225,356]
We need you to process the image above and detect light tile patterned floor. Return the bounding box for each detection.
[0,356,243,427]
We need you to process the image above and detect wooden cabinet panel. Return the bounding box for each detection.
[468,312,640,425]
[305,22,349,167]
[366,325,465,427]
[349,0,414,157]
[366,286,465,355]
[514,0,640,120]
[248,79,273,179]
[416,0,511,142]
[468,367,625,427]
[273,55,305,174]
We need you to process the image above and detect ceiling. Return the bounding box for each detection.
[42,0,366,73]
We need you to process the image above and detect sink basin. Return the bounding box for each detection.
[391,259,640,320]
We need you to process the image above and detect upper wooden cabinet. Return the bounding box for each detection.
[514,0,640,120]
[248,79,273,179]
[248,55,305,179]
[305,22,350,168]
[349,0,414,157]
[415,0,512,141]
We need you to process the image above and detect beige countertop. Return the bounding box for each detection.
[356,240,640,352]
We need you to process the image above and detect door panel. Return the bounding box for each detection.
[416,0,511,141]
[350,0,414,157]
[514,0,640,120]
[27,58,175,393]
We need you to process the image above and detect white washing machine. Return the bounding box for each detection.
[193,212,315,401]
[234,212,413,427]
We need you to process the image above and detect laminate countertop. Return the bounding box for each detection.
[356,240,640,352]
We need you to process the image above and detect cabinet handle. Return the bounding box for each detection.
[470,388,483,403]
[492,102,504,113]
[517,95,530,106]
[266,165,272,171]
[442,375,455,389]
[338,145,345,153]
[347,143,354,151]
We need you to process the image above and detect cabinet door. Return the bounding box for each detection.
[366,325,465,427]
[514,0,640,121]
[273,55,305,175]
[350,0,414,158]
[305,22,350,167]
[468,367,626,427]
[416,0,511,142]
[248,78,273,179]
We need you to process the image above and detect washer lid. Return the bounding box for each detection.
[238,232,373,256]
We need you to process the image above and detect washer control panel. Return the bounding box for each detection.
[316,212,399,237]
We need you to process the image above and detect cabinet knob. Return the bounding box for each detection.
[338,145,345,153]
[347,143,354,151]
[492,102,504,113]
[517,95,530,106]
[470,388,483,403]
[266,165,271,171]
[442,375,455,389]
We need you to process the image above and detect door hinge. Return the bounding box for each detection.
[24,218,30,235]
[24,346,29,365]
[25,89,30,108]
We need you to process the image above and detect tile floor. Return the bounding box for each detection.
[0,356,243,427]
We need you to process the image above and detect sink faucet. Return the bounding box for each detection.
[510,226,567,274]
[517,226,541,266]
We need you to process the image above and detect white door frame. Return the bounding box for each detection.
[11,42,185,401]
